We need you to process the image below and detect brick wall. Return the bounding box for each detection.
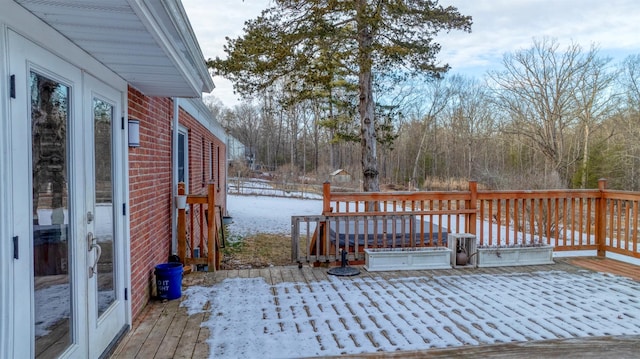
[179,107,227,199]
[127,86,227,320]
[128,86,174,319]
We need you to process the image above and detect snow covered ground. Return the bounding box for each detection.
[180,193,640,358]
[226,194,322,237]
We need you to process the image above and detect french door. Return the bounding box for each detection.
[9,31,127,358]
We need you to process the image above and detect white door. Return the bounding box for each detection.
[84,74,128,358]
[9,31,127,359]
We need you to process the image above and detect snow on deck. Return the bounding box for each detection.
[181,268,640,359]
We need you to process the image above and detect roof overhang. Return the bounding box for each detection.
[15,0,215,98]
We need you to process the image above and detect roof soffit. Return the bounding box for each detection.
[15,0,214,97]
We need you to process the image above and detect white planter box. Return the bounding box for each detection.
[364,247,452,272]
[448,233,478,268]
[477,245,554,268]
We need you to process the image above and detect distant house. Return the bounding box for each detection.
[0,1,226,357]
[227,134,247,164]
[330,169,352,183]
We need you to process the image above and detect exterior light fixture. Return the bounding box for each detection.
[128,119,140,147]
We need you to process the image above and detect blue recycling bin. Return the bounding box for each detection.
[155,262,183,300]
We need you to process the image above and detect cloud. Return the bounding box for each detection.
[183,0,640,106]
[184,0,270,59]
[437,0,640,74]
[183,0,271,105]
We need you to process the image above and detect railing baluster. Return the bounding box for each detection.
[586,198,592,246]
[364,215,369,250]
[578,198,584,247]
[496,199,502,246]
[609,199,615,248]
[634,201,639,253]
[509,199,514,245]
[616,200,622,250]
[625,201,631,250]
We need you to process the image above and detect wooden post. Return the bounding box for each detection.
[177,182,186,264]
[207,182,216,271]
[322,182,331,214]
[467,180,478,235]
[596,179,607,257]
[319,182,331,260]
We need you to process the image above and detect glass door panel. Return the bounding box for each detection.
[93,98,116,318]
[30,71,73,358]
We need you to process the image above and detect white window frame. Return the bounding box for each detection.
[177,127,189,189]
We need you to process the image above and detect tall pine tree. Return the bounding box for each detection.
[210,0,472,191]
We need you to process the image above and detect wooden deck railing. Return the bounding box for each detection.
[292,179,640,264]
[177,182,222,271]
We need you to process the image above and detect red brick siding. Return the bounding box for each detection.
[128,86,174,319]
[127,86,227,321]
[179,107,227,200]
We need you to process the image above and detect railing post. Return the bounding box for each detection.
[177,182,186,264]
[596,179,607,257]
[466,181,478,235]
[208,182,217,271]
[323,182,331,214]
[291,216,298,262]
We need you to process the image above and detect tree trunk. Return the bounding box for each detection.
[328,87,337,169]
[357,0,379,192]
[581,124,590,189]
[411,120,429,189]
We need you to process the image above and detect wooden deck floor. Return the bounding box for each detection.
[110,257,640,359]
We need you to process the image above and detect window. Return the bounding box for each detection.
[209,143,214,181]
[216,146,221,184]
[201,137,205,184]
[178,128,188,187]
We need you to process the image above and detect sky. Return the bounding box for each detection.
[182,0,640,108]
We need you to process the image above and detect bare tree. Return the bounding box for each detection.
[230,103,261,167]
[571,54,619,188]
[445,75,495,179]
[408,78,451,188]
[617,55,640,190]
[489,38,597,186]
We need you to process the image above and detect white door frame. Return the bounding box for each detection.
[8,30,130,359]
[84,73,129,358]
[9,29,87,359]
[0,21,13,359]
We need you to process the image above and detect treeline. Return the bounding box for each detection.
[209,39,640,191]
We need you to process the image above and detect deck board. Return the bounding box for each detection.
[566,257,640,281]
[154,304,190,359]
[111,257,640,359]
[191,311,210,359]
[172,310,205,359]
[336,335,640,358]
[111,299,167,358]
[135,301,180,358]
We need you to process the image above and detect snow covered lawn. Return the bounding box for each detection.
[226,194,322,237]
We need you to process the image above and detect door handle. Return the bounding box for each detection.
[87,232,102,278]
